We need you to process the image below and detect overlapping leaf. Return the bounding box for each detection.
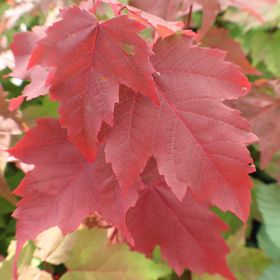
[106,35,256,221]
[129,0,278,37]
[28,6,157,161]
[202,27,260,75]
[9,118,139,256]
[193,230,271,280]
[100,0,183,38]
[229,80,280,169]
[10,27,50,104]
[6,2,260,279]
[126,162,233,278]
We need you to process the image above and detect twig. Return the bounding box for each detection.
[185,4,193,30]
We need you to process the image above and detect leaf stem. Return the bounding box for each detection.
[185,4,193,30]
[186,270,192,280]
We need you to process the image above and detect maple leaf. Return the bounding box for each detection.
[229,80,280,169]
[125,162,233,278]
[9,118,139,260]
[129,0,220,37]
[0,85,23,205]
[129,0,182,21]
[201,27,260,76]
[100,0,183,38]
[28,6,157,161]
[10,27,50,106]
[105,35,256,222]
[125,6,184,39]
[129,0,278,38]
[129,0,221,37]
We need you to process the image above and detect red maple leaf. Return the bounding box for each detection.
[129,0,221,37]
[28,6,157,161]
[9,118,139,258]
[129,0,277,37]
[229,80,280,169]
[129,0,182,20]
[100,0,184,38]
[125,160,234,279]
[105,35,256,222]
[201,27,260,76]
[10,27,50,105]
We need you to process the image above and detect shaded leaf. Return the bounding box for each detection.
[229,80,280,169]
[202,27,260,75]
[256,183,280,248]
[258,226,280,262]
[260,264,280,280]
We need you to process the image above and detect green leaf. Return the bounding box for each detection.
[250,30,280,77]
[61,228,170,280]
[0,241,36,279]
[256,183,280,248]
[258,226,280,262]
[212,208,242,239]
[22,97,58,127]
[260,265,280,280]
[0,197,14,215]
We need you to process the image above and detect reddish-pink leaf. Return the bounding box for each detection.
[202,27,260,75]
[9,96,25,112]
[101,0,183,38]
[10,27,50,102]
[126,169,233,278]
[129,0,221,37]
[28,6,157,161]
[0,85,23,205]
[129,0,182,20]
[9,118,139,257]
[11,28,44,80]
[130,0,278,37]
[106,35,256,221]
[229,80,280,168]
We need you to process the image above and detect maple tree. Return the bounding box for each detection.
[1,0,280,280]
